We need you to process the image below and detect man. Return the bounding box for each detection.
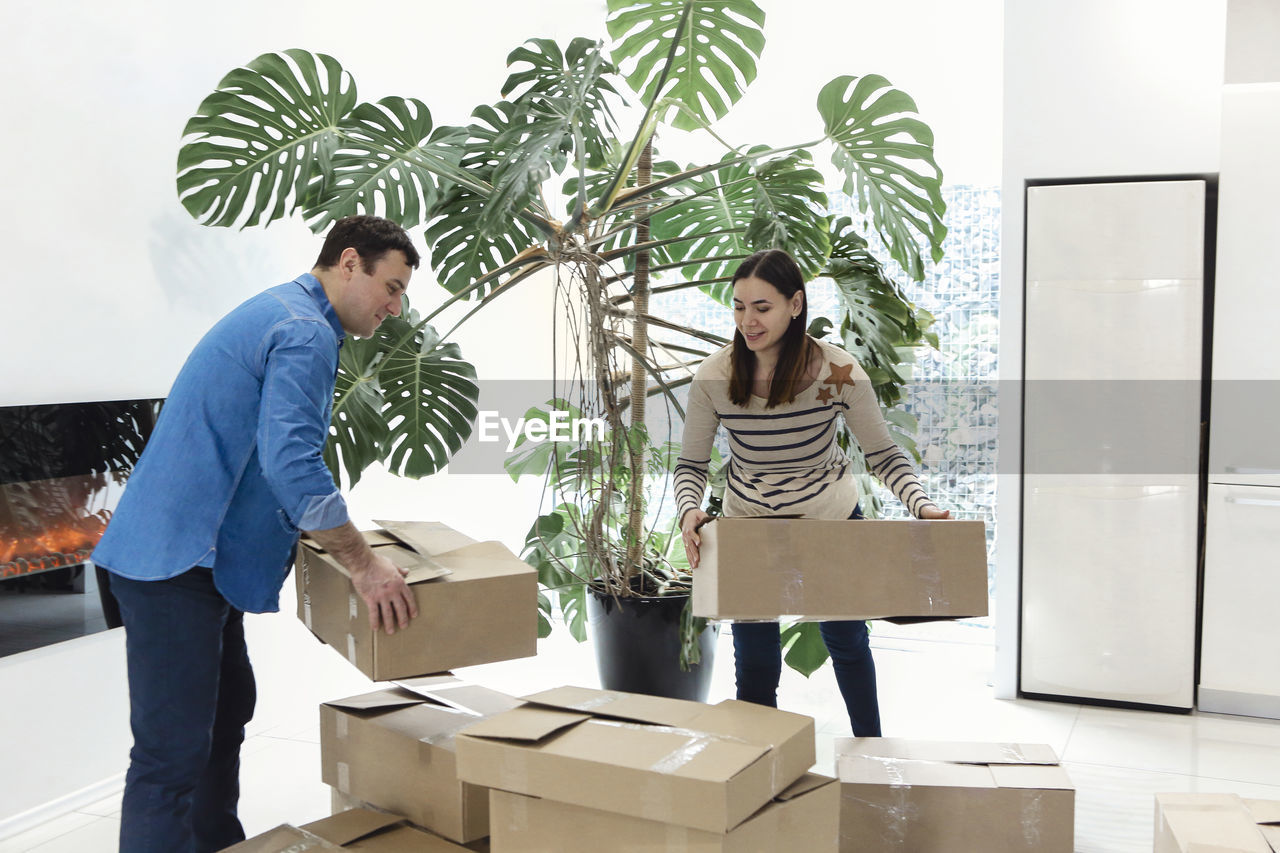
[93,215,421,853]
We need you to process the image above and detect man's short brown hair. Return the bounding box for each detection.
[314,215,420,272]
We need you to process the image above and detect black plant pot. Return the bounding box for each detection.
[586,585,719,702]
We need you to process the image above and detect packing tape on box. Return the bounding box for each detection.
[595,719,752,750]
[649,734,713,774]
[303,592,313,630]
[1019,789,1046,848]
[348,593,359,621]
[908,526,948,610]
[844,784,919,849]
[998,743,1038,763]
[336,761,351,794]
[346,635,358,665]
[336,715,349,740]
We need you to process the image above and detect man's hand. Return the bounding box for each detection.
[349,550,418,635]
[304,521,419,635]
[680,508,712,569]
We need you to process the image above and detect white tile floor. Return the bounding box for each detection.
[3,617,1279,852]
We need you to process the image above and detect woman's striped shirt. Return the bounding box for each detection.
[675,339,938,522]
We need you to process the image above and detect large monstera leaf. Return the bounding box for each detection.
[179,50,355,227]
[324,310,479,488]
[818,74,947,282]
[424,102,547,298]
[304,97,469,232]
[824,217,935,407]
[502,37,620,170]
[648,148,829,303]
[606,0,766,129]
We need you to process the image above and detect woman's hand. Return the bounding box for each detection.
[681,508,712,569]
[919,505,951,520]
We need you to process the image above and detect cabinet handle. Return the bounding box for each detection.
[1225,467,1280,475]
[1225,497,1280,508]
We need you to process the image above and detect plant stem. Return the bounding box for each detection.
[624,135,654,581]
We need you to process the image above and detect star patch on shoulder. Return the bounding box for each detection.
[816,386,834,404]
[823,362,855,392]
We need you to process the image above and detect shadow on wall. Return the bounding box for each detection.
[148,212,293,315]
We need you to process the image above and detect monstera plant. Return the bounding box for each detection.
[176,0,946,677]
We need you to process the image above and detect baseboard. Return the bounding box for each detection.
[1198,686,1280,720]
[0,772,125,841]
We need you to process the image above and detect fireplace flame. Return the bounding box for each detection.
[0,516,107,579]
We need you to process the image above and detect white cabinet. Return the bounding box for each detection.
[1198,484,1280,718]
[1020,180,1205,710]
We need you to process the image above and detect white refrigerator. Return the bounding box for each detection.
[1020,179,1206,709]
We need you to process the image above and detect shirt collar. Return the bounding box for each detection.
[295,272,346,346]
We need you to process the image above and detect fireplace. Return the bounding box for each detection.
[0,399,160,656]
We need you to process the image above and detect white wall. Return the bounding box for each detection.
[996,0,1227,696]
[0,0,1002,830]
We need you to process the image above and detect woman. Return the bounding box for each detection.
[676,248,949,736]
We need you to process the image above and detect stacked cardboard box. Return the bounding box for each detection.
[295,520,538,680]
[222,807,473,852]
[693,518,989,621]
[455,686,838,851]
[836,738,1075,852]
[320,676,522,845]
[1154,793,1280,852]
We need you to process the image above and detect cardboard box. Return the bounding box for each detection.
[836,738,1074,853]
[454,685,815,834]
[693,518,989,621]
[295,520,537,680]
[1154,793,1280,852]
[488,772,839,852]
[321,676,523,844]
[222,807,472,852]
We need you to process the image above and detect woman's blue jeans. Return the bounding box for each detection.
[111,566,256,853]
[730,505,882,736]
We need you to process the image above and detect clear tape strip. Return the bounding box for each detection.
[303,594,312,630]
[909,525,948,611]
[346,635,357,665]
[1000,743,1032,763]
[650,735,713,774]
[1020,790,1045,847]
[337,762,350,794]
[348,593,359,621]
[335,715,348,740]
[592,718,751,746]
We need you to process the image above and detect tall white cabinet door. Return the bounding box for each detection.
[1199,484,1280,718]
[1021,180,1205,709]
[1209,85,1280,489]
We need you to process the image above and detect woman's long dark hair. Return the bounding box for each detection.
[728,249,815,408]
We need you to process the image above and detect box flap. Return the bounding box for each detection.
[431,540,537,579]
[837,752,998,789]
[301,808,403,846]
[775,772,836,801]
[1245,799,1280,826]
[989,763,1075,791]
[374,519,478,557]
[839,737,1060,766]
[220,825,341,852]
[394,675,523,717]
[322,687,426,714]
[520,686,703,727]
[1158,793,1273,853]
[301,529,400,554]
[458,705,591,741]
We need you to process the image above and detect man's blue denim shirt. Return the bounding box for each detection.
[93,274,350,613]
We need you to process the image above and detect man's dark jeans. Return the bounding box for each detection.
[729,504,883,736]
[111,567,256,853]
